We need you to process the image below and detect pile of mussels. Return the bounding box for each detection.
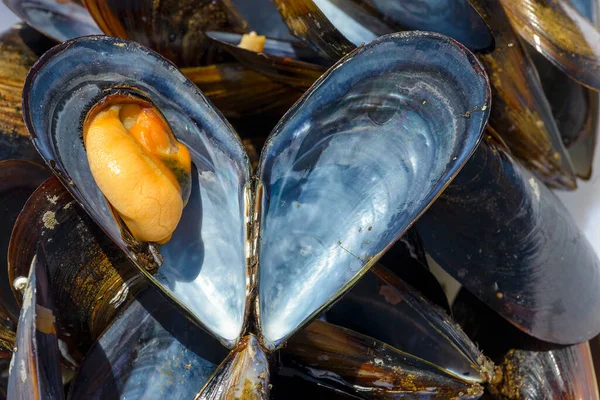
[1,0,600,399]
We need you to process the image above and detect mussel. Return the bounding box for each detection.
[0,160,49,322]
[7,252,63,399]
[498,0,600,91]
[417,131,600,345]
[83,93,192,244]
[454,289,600,399]
[21,29,491,396]
[5,0,600,398]
[82,0,247,67]
[0,24,54,163]
[67,286,228,399]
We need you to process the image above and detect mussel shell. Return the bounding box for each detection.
[82,0,247,67]
[256,31,491,349]
[499,0,600,91]
[281,320,485,399]
[272,0,363,59]
[206,31,328,89]
[305,0,394,46]
[7,252,63,400]
[3,0,100,42]
[490,343,599,400]
[326,265,493,384]
[229,0,296,41]
[0,160,50,323]
[528,44,599,179]
[469,0,577,189]
[195,334,269,399]
[417,134,600,344]
[378,227,450,311]
[0,25,54,163]
[24,36,251,347]
[453,289,599,400]
[67,286,228,399]
[8,177,146,363]
[356,0,495,52]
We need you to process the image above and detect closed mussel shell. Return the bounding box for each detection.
[0,160,50,325]
[82,0,248,67]
[498,0,600,91]
[0,25,54,163]
[8,177,147,364]
[281,320,485,399]
[417,133,600,344]
[454,289,600,400]
[326,265,494,384]
[7,252,63,400]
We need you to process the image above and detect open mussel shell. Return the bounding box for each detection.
[68,286,228,399]
[281,320,485,398]
[499,0,600,91]
[206,31,328,89]
[0,25,54,163]
[83,0,247,67]
[7,252,63,400]
[3,0,100,42]
[417,132,600,345]
[326,264,494,384]
[8,177,147,363]
[256,31,491,349]
[0,160,50,323]
[195,334,269,399]
[356,0,495,52]
[24,36,251,348]
[528,44,599,179]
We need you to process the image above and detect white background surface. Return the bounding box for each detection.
[0,5,597,298]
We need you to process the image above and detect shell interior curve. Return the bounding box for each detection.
[23,36,251,347]
[256,31,491,348]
